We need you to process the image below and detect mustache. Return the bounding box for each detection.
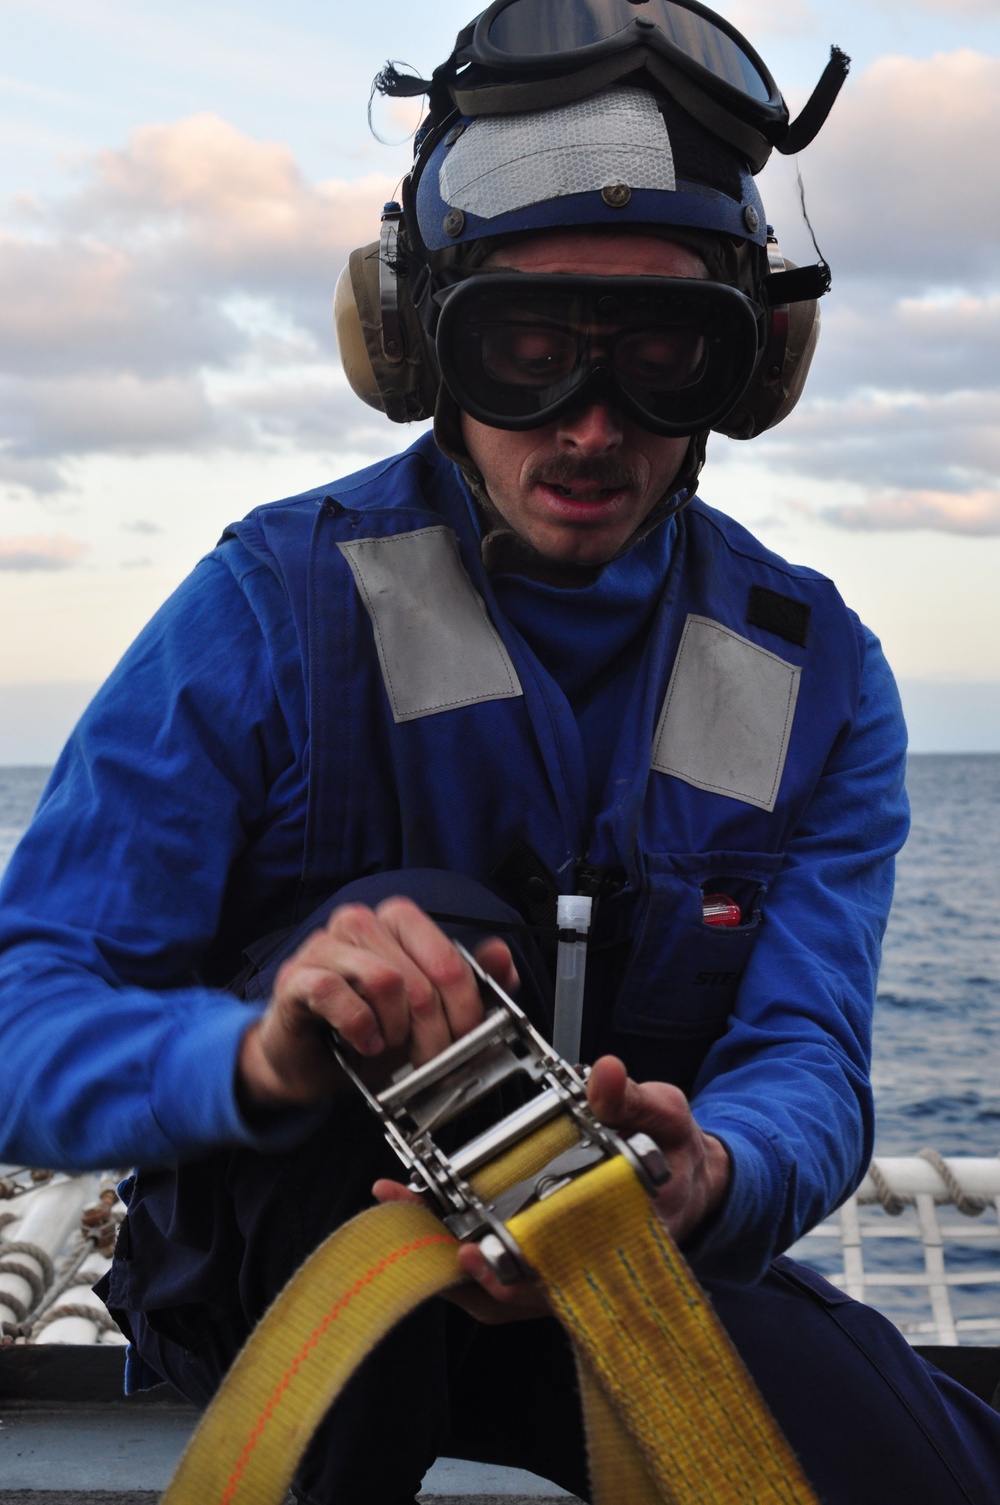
[526,455,643,491]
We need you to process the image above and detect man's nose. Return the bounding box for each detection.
[556,400,624,454]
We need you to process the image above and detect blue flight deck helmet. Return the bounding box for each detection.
[334,0,845,448]
[413,85,768,256]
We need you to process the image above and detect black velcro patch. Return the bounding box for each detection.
[747,585,811,648]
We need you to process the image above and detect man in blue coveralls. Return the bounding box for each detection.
[2,3,999,1501]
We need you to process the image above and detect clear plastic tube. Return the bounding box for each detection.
[552,894,593,1065]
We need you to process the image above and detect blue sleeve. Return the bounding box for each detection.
[0,545,314,1170]
[687,624,909,1282]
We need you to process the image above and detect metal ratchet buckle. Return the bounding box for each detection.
[329,942,670,1282]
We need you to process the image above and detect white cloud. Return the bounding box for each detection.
[811,292,1000,398]
[0,113,402,490]
[745,51,1000,534]
[3,73,1000,540]
[824,488,1000,535]
[0,452,65,492]
[0,235,241,377]
[64,113,390,301]
[1,371,236,459]
[227,373,408,449]
[774,50,1000,286]
[0,533,88,570]
[755,386,1000,493]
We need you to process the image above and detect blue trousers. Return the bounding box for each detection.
[117,872,1000,1504]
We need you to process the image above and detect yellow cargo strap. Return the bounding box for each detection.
[160,1118,818,1505]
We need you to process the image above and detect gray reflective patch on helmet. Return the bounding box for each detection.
[439,86,676,220]
[651,615,800,812]
[338,527,522,722]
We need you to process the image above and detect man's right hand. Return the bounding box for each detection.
[236,897,518,1113]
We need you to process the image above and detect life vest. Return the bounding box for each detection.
[226,430,862,1088]
[106,431,863,1340]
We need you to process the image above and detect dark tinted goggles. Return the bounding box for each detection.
[433,274,762,436]
[459,0,781,128]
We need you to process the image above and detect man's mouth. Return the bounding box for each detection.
[546,482,623,502]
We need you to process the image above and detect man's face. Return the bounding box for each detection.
[460,230,707,566]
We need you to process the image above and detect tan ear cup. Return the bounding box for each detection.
[713,256,821,440]
[334,240,440,424]
[334,247,384,413]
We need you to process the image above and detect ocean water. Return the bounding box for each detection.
[0,765,50,880]
[870,754,1000,1156]
[1,755,999,1156]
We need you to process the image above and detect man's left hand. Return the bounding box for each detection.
[374,1053,730,1322]
[585,1054,731,1245]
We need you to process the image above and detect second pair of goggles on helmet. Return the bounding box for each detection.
[407,0,849,173]
[432,272,762,436]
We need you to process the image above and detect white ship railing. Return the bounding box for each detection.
[792,1153,1000,1346]
[4,1155,1000,1349]
[0,1166,127,1347]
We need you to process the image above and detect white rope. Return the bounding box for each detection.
[866,1159,905,1215]
[21,1237,95,1332]
[31,1301,119,1336]
[0,1240,56,1302]
[918,1148,989,1215]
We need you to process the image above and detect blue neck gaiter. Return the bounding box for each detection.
[490,518,676,813]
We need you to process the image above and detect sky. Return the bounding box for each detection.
[2,0,1000,762]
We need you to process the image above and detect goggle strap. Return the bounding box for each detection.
[642,52,772,168]
[451,49,772,171]
[762,263,832,306]
[450,57,629,117]
[779,46,851,157]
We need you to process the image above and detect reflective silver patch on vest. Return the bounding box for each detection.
[438,87,676,220]
[338,527,522,722]
[651,615,800,812]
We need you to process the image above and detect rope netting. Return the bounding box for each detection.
[0,1170,126,1346]
[792,1154,1000,1346]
